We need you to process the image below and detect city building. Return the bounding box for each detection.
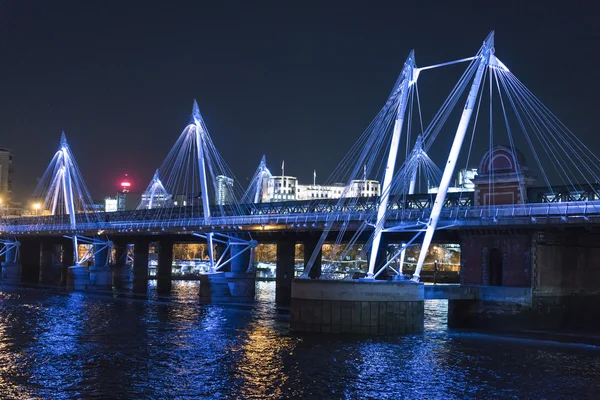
[216,175,234,205]
[296,183,345,200]
[428,167,479,194]
[267,176,298,202]
[104,197,118,212]
[0,148,13,200]
[117,174,131,211]
[264,175,380,202]
[346,179,381,198]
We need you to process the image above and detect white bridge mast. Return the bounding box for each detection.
[366,50,418,279]
[192,100,216,271]
[412,31,496,281]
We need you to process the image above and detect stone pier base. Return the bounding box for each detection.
[291,279,424,335]
[1,262,21,283]
[112,265,132,289]
[89,265,112,290]
[448,286,600,331]
[199,271,256,303]
[67,265,90,290]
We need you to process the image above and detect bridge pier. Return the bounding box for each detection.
[20,239,41,283]
[200,236,256,303]
[89,244,112,290]
[291,279,424,334]
[157,238,173,293]
[132,239,150,294]
[112,243,131,289]
[39,241,61,285]
[449,230,600,331]
[1,242,21,283]
[276,239,295,305]
[60,240,74,285]
[304,236,322,279]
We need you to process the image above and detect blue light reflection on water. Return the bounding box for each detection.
[0,281,599,399]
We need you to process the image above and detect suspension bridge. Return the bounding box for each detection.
[2,32,600,334]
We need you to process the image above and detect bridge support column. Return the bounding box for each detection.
[157,238,173,294]
[112,243,131,289]
[20,239,41,283]
[1,242,21,283]
[133,240,150,294]
[369,236,390,280]
[304,237,322,279]
[60,240,74,285]
[201,237,256,303]
[39,241,61,285]
[227,241,255,300]
[89,244,112,290]
[449,230,600,331]
[276,239,296,305]
[291,279,424,334]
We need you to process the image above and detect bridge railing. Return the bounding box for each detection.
[2,199,600,234]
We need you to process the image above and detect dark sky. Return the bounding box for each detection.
[1,0,598,201]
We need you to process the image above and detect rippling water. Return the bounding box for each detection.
[1,281,599,399]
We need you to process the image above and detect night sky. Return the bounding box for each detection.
[0,0,598,201]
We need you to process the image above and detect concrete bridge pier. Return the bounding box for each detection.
[201,237,256,303]
[448,230,600,331]
[157,239,173,294]
[89,244,112,290]
[275,239,295,305]
[132,239,150,294]
[291,279,424,334]
[20,239,41,284]
[1,242,21,283]
[304,236,322,279]
[60,240,74,285]
[39,241,61,285]
[112,243,131,289]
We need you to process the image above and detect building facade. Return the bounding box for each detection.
[428,167,479,194]
[0,148,13,199]
[216,175,234,205]
[263,175,380,202]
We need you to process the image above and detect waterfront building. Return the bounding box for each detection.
[216,175,234,205]
[0,148,13,200]
[428,168,478,194]
[267,175,298,202]
[264,175,380,202]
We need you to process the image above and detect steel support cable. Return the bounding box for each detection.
[496,70,554,191]
[504,75,600,199]
[489,67,494,206]
[493,68,528,203]
[501,73,577,191]
[501,75,569,191]
[508,72,600,166]
[422,58,480,150]
[304,84,406,275]
[504,72,600,189]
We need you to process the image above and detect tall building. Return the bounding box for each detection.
[267,176,298,202]
[0,148,13,200]
[346,180,381,198]
[264,175,380,202]
[216,175,234,205]
[428,168,479,194]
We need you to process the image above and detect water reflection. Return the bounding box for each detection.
[1,283,599,399]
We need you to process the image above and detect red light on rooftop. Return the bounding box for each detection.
[120,173,132,192]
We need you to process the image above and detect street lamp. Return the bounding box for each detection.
[33,202,41,216]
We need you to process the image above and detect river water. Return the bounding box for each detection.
[0,281,599,399]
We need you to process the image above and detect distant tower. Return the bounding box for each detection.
[0,148,13,201]
[216,175,234,205]
[117,173,131,211]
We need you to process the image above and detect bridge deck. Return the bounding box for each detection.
[2,200,600,235]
